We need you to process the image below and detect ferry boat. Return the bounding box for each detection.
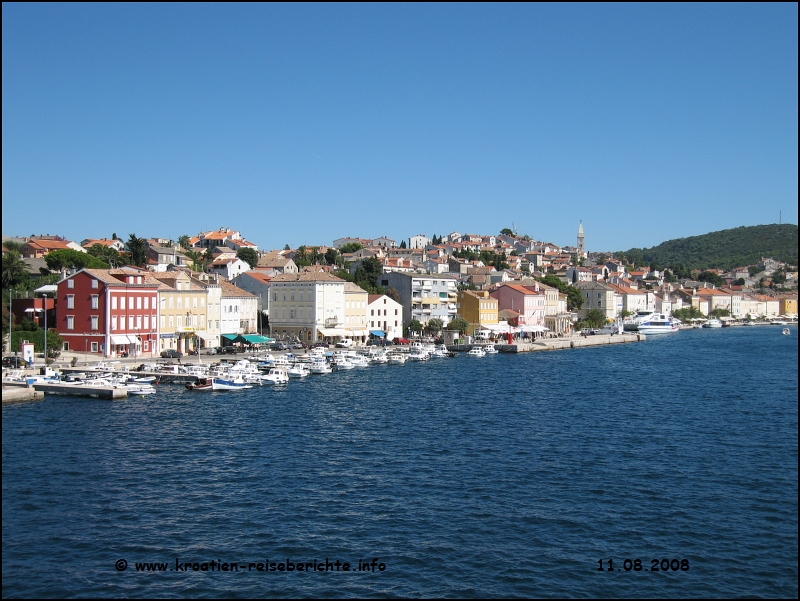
[637,314,679,334]
[623,310,656,331]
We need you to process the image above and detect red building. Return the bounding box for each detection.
[56,268,161,357]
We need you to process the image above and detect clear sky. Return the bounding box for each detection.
[3,3,797,252]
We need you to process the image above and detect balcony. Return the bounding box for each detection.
[325,317,340,327]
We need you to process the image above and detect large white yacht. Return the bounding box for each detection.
[703,318,723,328]
[623,310,657,331]
[637,314,679,334]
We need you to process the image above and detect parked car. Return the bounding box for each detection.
[395,337,410,345]
[2,356,25,368]
[335,339,353,348]
[222,346,238,354]
[311,342,329,349]
[160,349,183,359]
[289,342,307,349]
[270,342,288,351]
[205,348,218,355]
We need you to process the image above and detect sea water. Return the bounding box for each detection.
[2,326,797,597]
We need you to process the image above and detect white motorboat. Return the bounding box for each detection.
[287,364,310,378]
[347,353,370,367]
[331,356,354,370]
[623,310,656,331]
[263,367,289,384]
[596,320,624,335]
[387,352,406,364]
[308,358,332,374]
[637,314,679,334]
[782,328,790,335]
[368,351,389,364]
[467,347,486,357]
[483,344,499,354]
[703,318,723,328]
[407,349,429,361]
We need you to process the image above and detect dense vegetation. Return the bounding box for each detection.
[617,224,797,271]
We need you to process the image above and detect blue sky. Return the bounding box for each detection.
[3,3,797,252]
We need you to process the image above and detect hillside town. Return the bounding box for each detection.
[2,225,797,359]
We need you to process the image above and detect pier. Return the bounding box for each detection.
[449,332,645,353]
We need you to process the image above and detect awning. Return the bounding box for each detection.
[344,329,368,337]
[126,335,140,344]
[110,335,130,345]
[370,330,385,337]
[318,328,348,337]
[483,323,518,333]
[240,334,272,344]
[518,325,549,333]
[221,333,240,342]
[195,332,215,341]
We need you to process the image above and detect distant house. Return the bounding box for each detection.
[256,252,298,274]
[207,257,250,281]
[81,238,126,252]
[20,238,85,259]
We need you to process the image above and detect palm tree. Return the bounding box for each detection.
[2,250,29,288]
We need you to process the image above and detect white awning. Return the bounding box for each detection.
[518,325,549,333]
[483,323,517,333]
[126,335,140,344]
[344,329,368,337]
[110,335,130,345]
[318,328,349,337]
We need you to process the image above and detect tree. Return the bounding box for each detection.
[178,235,191,250]
[448,316,469,334]
[619,310,633,318]
[386,286,401,304]
[584,309,607,328]
[399,240,407,249]
[324,248,341,268]
[44,249,108,271]
[710,308,731,318]
[87,244,128,267]
[3,250,30,288]
[353,257,383,292]
[340,242,363,254]
[236,247,259,270]
[184,250,205,272]
[424,318,443,335]
[407,319,423,337]
[127,234,148,267]
[500,228,514,236]
[697,271,724,287]
[284,244,291,251]
[566,287,584,312]
[732,277,745,286]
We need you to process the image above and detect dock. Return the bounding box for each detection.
[449,333,645,353]
[2,385,45,403]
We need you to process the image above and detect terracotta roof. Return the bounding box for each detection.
[271,271,345,283]
[219,280,256,298]
[344,282,368,293]
[499,284,541,295]
[239,271,273,284]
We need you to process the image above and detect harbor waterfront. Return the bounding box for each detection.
[2,326,797,597]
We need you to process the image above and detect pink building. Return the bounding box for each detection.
[490,284,545,327]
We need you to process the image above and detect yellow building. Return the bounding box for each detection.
[779,294,797,316]
[456,289,498,335]
[343,282,369,344]
[154,271,209,354]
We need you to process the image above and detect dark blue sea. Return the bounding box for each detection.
[3,326,797,598]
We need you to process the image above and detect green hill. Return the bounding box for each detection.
[618,224,798,271]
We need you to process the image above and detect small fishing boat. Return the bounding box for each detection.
[782,328,790,335]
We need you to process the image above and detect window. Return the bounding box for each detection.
[143,315,149,329]
[200,315,205,327]
[143,341,149,351]
[136,316,142,329]
[91,342,99,353]
[395,309,398,315]
[193,297,197,309]
[111,296,117,310]
[62,342,69,351]
[371,309,374,316]
[143,297,148,309]
[91,316,99,330]
[169,316,174,328]
[67,279,74,289]
[273,293,277,301]
[291,292,295,301]
[111,316,117,330]
[177,316,182,329]
[160,316,166,328]
[91,279,98,289]
[178,297,182,309]
[91,295,99,309]
[120,297,126,310]
[200,298,205,308]
[169,297,173,309]
[129,316,134,329]
[136,297,142,309]
[66,316,74,330]
[160,298,166,310]
[66,295,75,309]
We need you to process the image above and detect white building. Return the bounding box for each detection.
[231,271,273,317]
[408,234,431,250]
[207,257,250,281]
[367,294,404,340]
[218,280,258,341]
[269,271,346,343]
